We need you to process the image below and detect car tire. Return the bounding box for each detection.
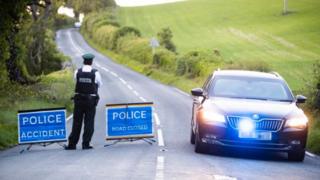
[288,149,305,162]
[190,128,195,144]
[195,130,207,154]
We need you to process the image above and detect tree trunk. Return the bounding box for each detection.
[30,0,38,21]
[5,28,28,84]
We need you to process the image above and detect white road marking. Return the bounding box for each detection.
[133,90,139,96]
[155,156,165,180]
[119,78,127,84]
[306,151,316,158]
[127,85,133,90]
[95,62,101,67]
[102,67,109,72]
[154,113,160,126]
[67,114,73,122]
[174,87,190,97]
[67,31,85,54]
[157,129,165,147]
[213,175,237,180]
[110,71,118,77]
[139,96,147,102]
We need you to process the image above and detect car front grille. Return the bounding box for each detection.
[227,116,283,132]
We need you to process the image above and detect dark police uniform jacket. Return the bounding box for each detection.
[74,66,102,106]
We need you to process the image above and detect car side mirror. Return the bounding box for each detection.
[191,88,204,97]
[296,95,307,104]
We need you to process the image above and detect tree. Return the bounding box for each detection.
[66,0,116,17]
[0,0,65,84]
[157,27,176,53]
[0,1,29,84]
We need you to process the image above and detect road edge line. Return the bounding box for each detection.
[67,114,73,122]
[157,129,165,147]
[173,87,190,97]
[306,151,317,158]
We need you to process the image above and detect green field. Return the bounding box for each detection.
[118,0,320,91]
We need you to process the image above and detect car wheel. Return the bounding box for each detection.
[190,127,195,144]
[195,130,207,154]
[288,149,305,162]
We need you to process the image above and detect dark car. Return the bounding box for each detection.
[190,70,308,161]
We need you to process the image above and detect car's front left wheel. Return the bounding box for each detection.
[195,128,207,153]
[190,127,195,144]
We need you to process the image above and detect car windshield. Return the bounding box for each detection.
[209,76,294,102]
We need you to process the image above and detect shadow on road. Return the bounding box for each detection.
[199,145,296,163]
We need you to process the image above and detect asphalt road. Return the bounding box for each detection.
[0,28,319,180]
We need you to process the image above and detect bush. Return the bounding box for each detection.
[157,27,176,52]
[176,50,222,78]
[93,25,119,50]
[304,60,320,110]
[54,14,76,29]
[224,60,271,72]
[112,26,141,50]
[82,12,117,37]
[41,29,67,74]
[116,35,152,64]
[152,48,177,72]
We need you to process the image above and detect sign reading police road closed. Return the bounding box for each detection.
[18,108,67,144]
[106,102,154,140]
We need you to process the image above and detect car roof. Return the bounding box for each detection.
[214,70,281,79]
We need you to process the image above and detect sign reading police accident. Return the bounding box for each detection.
[106,103,154,140]
[18,108,67,144]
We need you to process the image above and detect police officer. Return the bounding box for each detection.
[65,53,102,150]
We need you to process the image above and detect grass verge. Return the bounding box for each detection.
[0,69,74,149]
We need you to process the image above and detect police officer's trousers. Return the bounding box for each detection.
[68,95,96,147]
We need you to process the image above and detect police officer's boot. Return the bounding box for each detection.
[82,143,93,150]
[64,144,76,150]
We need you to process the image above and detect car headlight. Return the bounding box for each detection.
[200,111,226,123]
[284,116,308,129]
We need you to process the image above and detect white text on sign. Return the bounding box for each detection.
[22,114,63,125]
[112,111,147,120]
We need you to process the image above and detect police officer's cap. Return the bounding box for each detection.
[82,53,95,61]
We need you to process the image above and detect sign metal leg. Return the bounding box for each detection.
[19,141,66,154]
[104,138,156,147]
[20,144,33,154]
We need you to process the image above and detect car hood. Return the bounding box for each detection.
[203,97,301,119]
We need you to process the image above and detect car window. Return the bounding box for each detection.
[202,74,213,92]
[209,76,293,101]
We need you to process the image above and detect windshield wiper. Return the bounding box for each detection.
[215,96,293,102]
[222,96,268,101]
[272,99,293,102]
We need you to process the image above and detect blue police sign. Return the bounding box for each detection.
[18,108,67,144]
[106,103,154,140]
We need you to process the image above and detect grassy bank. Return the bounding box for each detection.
[118,0,320,91]
[0,69,74,149]
[82,32,202,91]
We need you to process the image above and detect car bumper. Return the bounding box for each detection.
[198,123,308,152]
